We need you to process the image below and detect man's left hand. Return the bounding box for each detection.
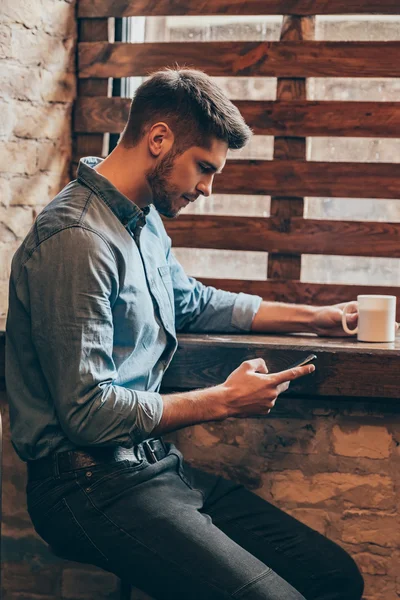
[311,302,359,337]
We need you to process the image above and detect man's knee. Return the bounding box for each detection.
[327,552,364,600]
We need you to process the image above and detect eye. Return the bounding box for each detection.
[199,163,211,174]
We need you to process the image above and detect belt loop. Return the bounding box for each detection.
[142,440,157,464]
[159,437,167,454]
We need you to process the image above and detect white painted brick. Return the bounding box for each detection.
[0,101,15,137]
[10,172,64,206]
[13,102,71,140]
[1,0,44,29]
[40,70,76,103]
[0,178,11,208]
[0,206,34,242]
[0,24,11,59]
[0,141,38,175]
[1,61,43,102]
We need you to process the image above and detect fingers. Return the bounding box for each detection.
[272,363,315,386]
[242,358,269,374]
[346,312,358,321]
[276,381,290,395]
[337,300,358,313]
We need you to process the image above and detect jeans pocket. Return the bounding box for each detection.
[171,451,206,502]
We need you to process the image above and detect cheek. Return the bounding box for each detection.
[173,162,197,190]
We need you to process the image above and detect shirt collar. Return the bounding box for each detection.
[77,157,150,229]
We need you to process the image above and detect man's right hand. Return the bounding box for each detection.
[220,358,315,419]
[156,358,315,436]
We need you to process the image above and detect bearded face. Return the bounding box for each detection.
[145,138,228,218]
[146,149,183,218]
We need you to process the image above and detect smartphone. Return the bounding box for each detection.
[287,353,317,369]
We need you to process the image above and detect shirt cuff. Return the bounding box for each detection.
[129,391,164,444]
[230,292,263,332]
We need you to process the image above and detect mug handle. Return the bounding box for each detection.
[341,302,358,335]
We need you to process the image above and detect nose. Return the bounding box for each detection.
[196,177,213,198]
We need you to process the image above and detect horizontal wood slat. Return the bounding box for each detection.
[78,41,400,78]
[70,158,400,198]
[197,278,400,311]
[165,215,400,257]
[78,0,400,18]
[214,160,400,199]
[74,97,400,138]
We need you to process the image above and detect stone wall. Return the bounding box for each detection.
[0,0,76,318]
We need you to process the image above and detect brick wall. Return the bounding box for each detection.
[0,0,76,318]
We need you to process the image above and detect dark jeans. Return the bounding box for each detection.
[26,443,364,600]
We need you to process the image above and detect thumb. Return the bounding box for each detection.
[248,357,269,374]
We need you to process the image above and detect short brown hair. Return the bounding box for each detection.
[120,68,252,151]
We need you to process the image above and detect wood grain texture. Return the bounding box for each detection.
[197,278,400,311]
[161,333,400,399]
[268,15,311,281]
[165,215,400,257]
[78,0,400,18]
[74,18,110,178]
[78,41,400,78]
[237,100,400,137]
[70,157,400,198]
[212,160,400,199]
[74,97,400,138]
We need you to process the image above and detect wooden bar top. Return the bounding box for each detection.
[0,324,398,400]
[161,333,400,400]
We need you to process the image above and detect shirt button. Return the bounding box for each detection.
[86,471,92,478]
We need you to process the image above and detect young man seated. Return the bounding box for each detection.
[6,68,363,600]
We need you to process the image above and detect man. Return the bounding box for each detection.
[6,68,363,600]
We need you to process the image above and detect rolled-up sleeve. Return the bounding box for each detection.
[23,227,163,447]
[167,244,262,333]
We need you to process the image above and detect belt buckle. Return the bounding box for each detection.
[142,440,158,464]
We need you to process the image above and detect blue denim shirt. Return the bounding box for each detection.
[6,157,262,461]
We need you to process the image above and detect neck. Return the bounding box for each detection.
[94,144,152,209]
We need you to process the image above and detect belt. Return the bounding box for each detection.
[27,438,168,481]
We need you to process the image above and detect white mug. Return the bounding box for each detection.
[342,295,397,342]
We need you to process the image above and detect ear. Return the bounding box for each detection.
[148,122,174,158]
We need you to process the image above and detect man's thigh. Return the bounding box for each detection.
[28,446,305,600]
[182,460,363,600]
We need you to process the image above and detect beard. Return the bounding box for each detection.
[146,149,182,218]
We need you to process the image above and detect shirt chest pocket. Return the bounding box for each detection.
[157,265,175,315]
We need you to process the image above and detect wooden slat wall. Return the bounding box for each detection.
[267,15,313,282]
[75,98,400,137]
[74,2,400,308]
[213,162,400,199]
[75,19,110,160]
[78,1,400,18]
[165,216,400,258]
[79,41,400,78]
